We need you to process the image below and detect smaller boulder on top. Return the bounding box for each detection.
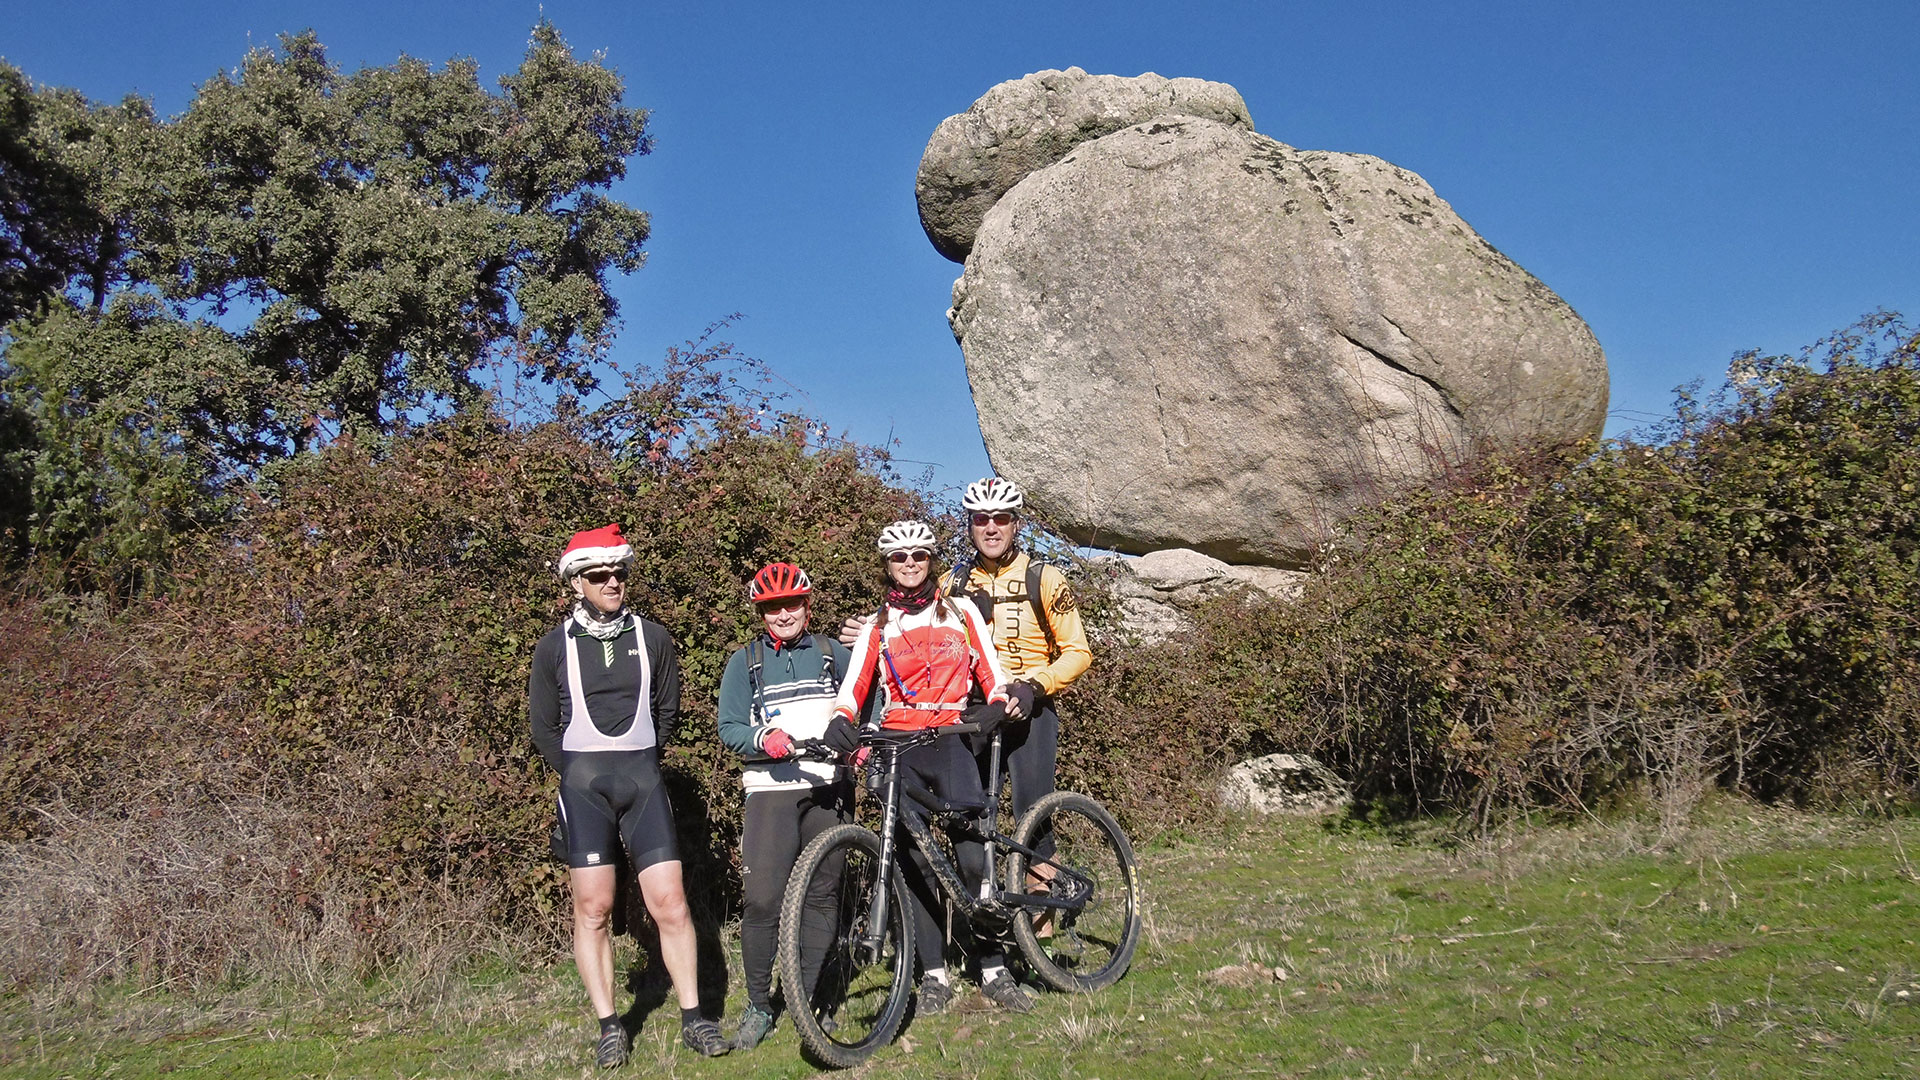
[915,67,1251,262]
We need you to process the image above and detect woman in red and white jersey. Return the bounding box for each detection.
[832,521,1037,1013]
[833,519,1010,733]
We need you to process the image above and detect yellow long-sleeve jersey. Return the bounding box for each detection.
[941,550,1092,698]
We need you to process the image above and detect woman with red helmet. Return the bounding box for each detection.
[715,561,861,1050]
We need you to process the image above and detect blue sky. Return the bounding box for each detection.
[5,1,1916,497]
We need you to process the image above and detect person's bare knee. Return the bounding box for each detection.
[637,862,693,934]
[645,884,692,934]
[570,867,618,933]
[574,895,613,932]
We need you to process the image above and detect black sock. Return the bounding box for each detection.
[599,1014,622,1034]
[681,1006,702,1026]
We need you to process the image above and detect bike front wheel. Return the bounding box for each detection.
[1006,790,1143,992]
[776,823,915,1068]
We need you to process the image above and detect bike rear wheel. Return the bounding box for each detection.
[1006,790,1142,992]
[776,823,915,1068]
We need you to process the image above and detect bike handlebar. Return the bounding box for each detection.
[740,737,847,766]
[739,721,983,766]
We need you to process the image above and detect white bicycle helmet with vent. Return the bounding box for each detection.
[961,476,1024,513]
[876,520,938,556]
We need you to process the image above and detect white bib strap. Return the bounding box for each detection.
[561,624,656,752]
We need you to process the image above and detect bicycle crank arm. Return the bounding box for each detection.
[995,889,1085,910]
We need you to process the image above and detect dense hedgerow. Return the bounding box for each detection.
[0,363,920,986]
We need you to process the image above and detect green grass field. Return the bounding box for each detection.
[6,801,1919,1078]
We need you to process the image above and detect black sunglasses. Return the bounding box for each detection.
[582,567,629,584]
[887,550,932,564]
[970,512,1016,527]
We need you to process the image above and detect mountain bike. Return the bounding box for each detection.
[769,723,1141,1068]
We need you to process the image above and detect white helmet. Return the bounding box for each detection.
[876,520,938,556]
[962,476,1023,513]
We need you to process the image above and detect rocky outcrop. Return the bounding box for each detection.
[944,113,1608,567]
[1098,548,1307,642]
[915,67,1251,262]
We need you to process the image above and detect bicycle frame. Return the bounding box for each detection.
[857,726,1094,958]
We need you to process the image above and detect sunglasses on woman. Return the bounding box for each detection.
[582,567,629,584]
[887,550,932,564]
[970,512,1016,527]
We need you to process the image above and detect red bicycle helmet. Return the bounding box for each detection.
[748,561,813,603]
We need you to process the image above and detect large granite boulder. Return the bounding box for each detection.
[947,115,1607,567]
[916,67,1251,262]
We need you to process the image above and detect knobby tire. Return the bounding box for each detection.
[1006,790,1143,992]
[775,823,915,1068]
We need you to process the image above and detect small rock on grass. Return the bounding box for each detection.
[1202,962,1287,987]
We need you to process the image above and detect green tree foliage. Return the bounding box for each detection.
[0,62,117,325]
[0,23,650,590]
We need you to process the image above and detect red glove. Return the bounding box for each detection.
[762,728,794,759]
[850,746,871,769]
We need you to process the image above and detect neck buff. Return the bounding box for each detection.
[763,629,806,651]
[975,545,1021,575]
[571,601,633,641]
[886,580,937,614]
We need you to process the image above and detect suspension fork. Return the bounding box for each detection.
[860,746,903,961]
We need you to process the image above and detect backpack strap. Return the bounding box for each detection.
[1027,559,1060,663]
[747,637,767,724]
[947,554,974,596]
[811,633,836,686]
[874,605,914,704]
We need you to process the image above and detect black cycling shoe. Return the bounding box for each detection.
[917,975,955,1016]
[733,1005,775,1051]
[594,1025,630,1068]
[681,1018,731,1057]
[981,971,1037,1013]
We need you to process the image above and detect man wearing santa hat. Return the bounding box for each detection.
[530,524,729,1066]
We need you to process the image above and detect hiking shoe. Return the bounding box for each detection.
[980,971,1036,1013]
[917,975,955,1016]
[733,1005,775,1051]
[681,1017,731,1057]
[594,1025,630,1068]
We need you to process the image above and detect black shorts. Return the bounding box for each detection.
[557,749,680,871]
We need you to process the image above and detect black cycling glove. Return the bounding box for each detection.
[1006,680,1037,720]
[972,700,1008,737]
[823,715,862,754]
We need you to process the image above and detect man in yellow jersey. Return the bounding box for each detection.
[944,477,1093,836]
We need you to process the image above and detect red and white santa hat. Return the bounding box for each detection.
[556,523,634,579]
